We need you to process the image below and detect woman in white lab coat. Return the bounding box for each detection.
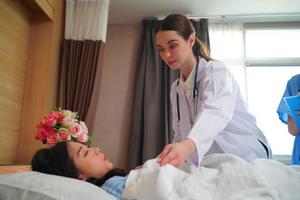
[156,14,271,167]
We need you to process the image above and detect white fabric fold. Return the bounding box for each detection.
[123,154,300,200]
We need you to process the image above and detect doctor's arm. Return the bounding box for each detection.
[187,67,238,164]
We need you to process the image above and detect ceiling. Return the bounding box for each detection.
[108,0,300,24]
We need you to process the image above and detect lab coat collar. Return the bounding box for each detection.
[179,56,208,89]
[179,65,195,91]
[179,56,202,90]
[196,57,208,82]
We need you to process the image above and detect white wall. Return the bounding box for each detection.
[92,24,142,169]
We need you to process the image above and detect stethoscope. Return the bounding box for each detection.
[176,56,200,126]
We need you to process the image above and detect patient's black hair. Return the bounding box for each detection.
[31,142,78,178]
[31,142,126,186]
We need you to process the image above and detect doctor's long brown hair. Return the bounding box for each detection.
[156,14,212,61]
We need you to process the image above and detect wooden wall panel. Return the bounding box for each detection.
[16,0,64,163]
[34,0,55,20]
[0,0,31,164]
[0,0,64,164]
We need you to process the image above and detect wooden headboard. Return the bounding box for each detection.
[0,165,31,175]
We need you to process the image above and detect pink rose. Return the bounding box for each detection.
[58,128,71,141]
[79,121,88,134]
[62,117,75,127]
[46,131,58,147]
[69,123,81,137]
[77,132,88,143]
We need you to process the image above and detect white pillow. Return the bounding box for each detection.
[0,171,117,200]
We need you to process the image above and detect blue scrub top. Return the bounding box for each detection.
[277,74,300,165]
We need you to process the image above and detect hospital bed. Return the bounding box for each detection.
[0,165,117,200]
[0,154,299,200]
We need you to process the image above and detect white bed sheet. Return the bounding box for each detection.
[123,154,300,200]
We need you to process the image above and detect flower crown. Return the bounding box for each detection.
[34,108,92,147]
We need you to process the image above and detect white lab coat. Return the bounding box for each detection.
[170,57,271,166]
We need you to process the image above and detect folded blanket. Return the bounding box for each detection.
[123,154,300,200]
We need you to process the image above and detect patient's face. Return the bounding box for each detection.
[67,142,113,179]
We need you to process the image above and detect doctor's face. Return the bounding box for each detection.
[67,142,113,179]
[156,30,194,70]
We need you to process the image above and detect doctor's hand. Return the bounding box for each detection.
[158,138,196,167]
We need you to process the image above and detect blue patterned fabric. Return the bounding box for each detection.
[277,74,300,165]
[101,176,127,199]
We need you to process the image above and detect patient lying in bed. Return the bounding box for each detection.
[30,141,300,200]
[1,141,299,200]
[31,141,127,199]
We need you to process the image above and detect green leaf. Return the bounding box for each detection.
[53,122,58,129]
[87,135,93,145]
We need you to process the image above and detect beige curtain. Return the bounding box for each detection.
[65,0,109,41]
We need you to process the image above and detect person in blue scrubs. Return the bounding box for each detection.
[277,74,300,165]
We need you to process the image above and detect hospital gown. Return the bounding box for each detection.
[101,175,127,199]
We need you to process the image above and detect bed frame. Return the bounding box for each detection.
[0,165,31,174]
